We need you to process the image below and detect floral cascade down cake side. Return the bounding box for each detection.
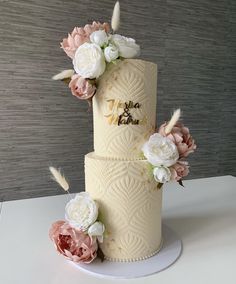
[49,1,197,264]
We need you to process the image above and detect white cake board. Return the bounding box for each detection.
[72,224,182,279]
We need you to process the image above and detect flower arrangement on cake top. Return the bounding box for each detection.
[142,109,197,188]
[53,2,140,105]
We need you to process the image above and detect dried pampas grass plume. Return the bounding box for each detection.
[49,166,69,192]
[165,109,181,134]
[111,1,120,32]
[52,69,74,81]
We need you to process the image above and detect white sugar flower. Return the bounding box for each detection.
[90,30,108,47]
[104,44,119,62]
[153,166,171,183]
[111,34,140,58]
[73,42,106,79]
[88,221,105,243]
[142,133,179,167]
[65,192,98,231]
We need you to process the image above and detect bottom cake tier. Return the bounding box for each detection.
[85,152,162,262]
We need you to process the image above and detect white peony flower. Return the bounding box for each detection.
[88,221,105,243]
[104,44,119,62]
[90,30,108,47]
[65,192,98,231]
[153,166,171,183]
[142,133,179,167]
[111,34,140,58]
[73,42,106,79]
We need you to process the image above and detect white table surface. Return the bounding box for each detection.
[0,176,235,284]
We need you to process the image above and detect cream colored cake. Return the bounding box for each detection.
[85,153,162,261]
[93,59,157,160]
[85,59,162,261]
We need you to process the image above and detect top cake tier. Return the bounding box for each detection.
[93,59,157,160]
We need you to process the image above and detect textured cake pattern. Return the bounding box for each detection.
[93,59,157,160]
[85,153,162,261]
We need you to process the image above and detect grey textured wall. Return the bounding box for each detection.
[0,0,235,201]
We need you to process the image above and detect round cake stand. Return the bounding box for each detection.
[72,224,182,279]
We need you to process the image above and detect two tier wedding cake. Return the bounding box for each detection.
[85,59,162,261]
[49,2,196,264]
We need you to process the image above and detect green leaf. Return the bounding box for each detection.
[112,58,121,65]
[61,77,71,85]
[97,246,105,262]
[178,179,184,187]
[157,183,163,190]
[88,78,97,86]
[101,43,108,49]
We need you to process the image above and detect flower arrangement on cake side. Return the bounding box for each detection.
[142,109,196,188]
[49,167,105,263]
[48,109,196,265]
[53,1,140,105]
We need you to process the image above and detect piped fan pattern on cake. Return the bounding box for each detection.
[93,59,157,159]
[85,153,162,261]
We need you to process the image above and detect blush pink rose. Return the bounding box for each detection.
[61,22,110,59]
[159,122,196,158]
[49,220,98,263]
[170,161,190,181]
[69,74,96,100]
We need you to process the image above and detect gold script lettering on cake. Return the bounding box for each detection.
[104,99,147,125]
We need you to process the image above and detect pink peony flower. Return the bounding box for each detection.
[69,74,96,100]
[61,22,110,59]
[158,122,196,158]
[84,21,110,35]
[49,220,98,263]
[170,161,190,181]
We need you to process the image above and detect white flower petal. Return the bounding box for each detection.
[142,133,179,167]
[97,235,104,243]
[90,30,108,47]
[111,34,140,58]
[88,221,105,237]
[73,43,106,79]
[153,166,171,183]
[104,44,119,62]
[65,192,98,230]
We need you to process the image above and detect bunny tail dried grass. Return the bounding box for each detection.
[49,167,69,191]
[111,1,120,32]
[165,109,181,134]
[52,69,74,81]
